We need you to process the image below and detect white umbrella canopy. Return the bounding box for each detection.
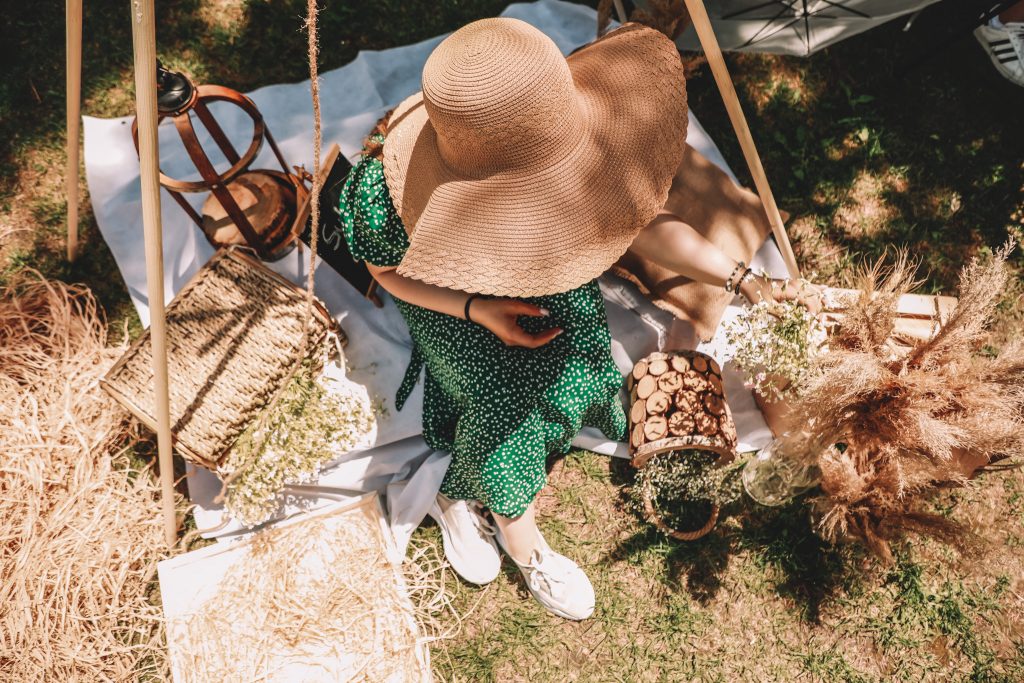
[674,0,942,56]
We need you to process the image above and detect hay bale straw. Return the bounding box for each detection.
[165,497,430,682]
[0,273,172,680]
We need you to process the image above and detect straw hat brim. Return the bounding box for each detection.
[383,23,688,297]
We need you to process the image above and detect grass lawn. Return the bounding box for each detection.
[2,1,1023,681]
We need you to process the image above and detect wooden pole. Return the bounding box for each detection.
[66,0,82,262]
[129,0,178,548]
[681,0,801,280]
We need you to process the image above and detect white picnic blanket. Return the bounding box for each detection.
[83,0,784,548]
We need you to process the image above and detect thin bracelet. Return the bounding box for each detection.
[725,260,745,293]
[464,293,483,323]
[736,268,756,294]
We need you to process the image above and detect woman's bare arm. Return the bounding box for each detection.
[367,263,470,319]
[367,263,562,348]
[629,212,821,311]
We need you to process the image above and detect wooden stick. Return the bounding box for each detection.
[130,0,178,549]
[66,0,82,262]
[612,0,627,24]
[681,0,801,280]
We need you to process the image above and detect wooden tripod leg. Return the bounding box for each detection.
[681,0,801,280]
[130,0,180,549]
[66,0,82,262]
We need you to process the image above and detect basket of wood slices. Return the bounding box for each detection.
[628,350,741,541]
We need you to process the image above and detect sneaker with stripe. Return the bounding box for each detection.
[975,18,1024,87]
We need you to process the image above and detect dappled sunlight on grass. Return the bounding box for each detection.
[429,451,1024,681]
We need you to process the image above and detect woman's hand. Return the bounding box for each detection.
[469,298,563,348]
[739,274,823,315]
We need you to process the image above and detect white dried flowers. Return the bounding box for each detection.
[724,296,827,400]
[222,363,376,527]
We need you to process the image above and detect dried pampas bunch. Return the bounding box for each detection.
[780,241,1024,562]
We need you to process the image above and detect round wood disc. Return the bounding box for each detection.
[643,415,668,441]
[648,359,670,376]
[682,373,711,394]
[645,390,671,415]
[671,355,691,373]
[631,423,646,448]
[692,355,709,373]
[647,351,670,362]
[632,360,649,380]
[630,400,647,425]
[669,411,696,436]
[201,171,297,259]
[703,393,726,416]
[694,410,719,435]
[657,371,683,394]
[675,392,700,415]
[636,374,658,399]
[708,358,722,376]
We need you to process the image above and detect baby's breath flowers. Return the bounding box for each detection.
[222,364,376,527]
[724,293,827,400]
[633,450,745,534]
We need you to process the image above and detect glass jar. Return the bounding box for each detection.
[741,438,822,506]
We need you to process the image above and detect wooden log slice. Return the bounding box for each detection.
[631,423,645,449]
[675,392,701,415]
[721,417,738,444]
[643,415,668,441]
[648,359,670,376]
[645,390,671,415]
[636,374,658,399]
[657,371,683,394]
[682,373,711,394]
[627,373,635,392]
[703,393,726,417]
[647,351,670,362]
[668,411,696,436]
[670,355,691,373]
[708,358,721,376]
[692,355,709,373]
[632,360,649,381]
[694,410,719,435]
[630,399,646,425]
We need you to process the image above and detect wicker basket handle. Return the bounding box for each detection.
[641,487,719,542]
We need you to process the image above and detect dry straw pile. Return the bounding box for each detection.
[0,271,171,680]
[170,497,450,682]
[783,243,1024,561]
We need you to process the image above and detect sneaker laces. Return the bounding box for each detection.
[467,501,497,539]
[523,548,575,598]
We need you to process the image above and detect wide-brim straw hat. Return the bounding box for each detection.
[383,18,688,297]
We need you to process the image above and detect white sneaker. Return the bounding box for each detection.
[426,494,501,585]
[494,525,595,621]
[975,18,1024,87]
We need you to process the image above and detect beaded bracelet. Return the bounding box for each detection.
[725,261,746,293]
[735,268,756,293]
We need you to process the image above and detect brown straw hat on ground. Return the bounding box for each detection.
[383,18,688,297]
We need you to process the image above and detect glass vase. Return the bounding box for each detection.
[742,438,822,507]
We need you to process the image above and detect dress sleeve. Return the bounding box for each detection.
[339,141,410,268]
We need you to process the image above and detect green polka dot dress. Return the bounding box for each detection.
[340,134,627,518]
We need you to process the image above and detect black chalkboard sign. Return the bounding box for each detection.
[297,145,380,304]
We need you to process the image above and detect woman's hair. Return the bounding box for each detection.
[361,110,393,161]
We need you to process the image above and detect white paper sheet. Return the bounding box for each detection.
[84,0,784,545]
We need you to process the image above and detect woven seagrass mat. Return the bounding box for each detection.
[102,248,340,470]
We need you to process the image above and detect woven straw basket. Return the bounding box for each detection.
[628,350,737,541]
[101,248,340,471]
